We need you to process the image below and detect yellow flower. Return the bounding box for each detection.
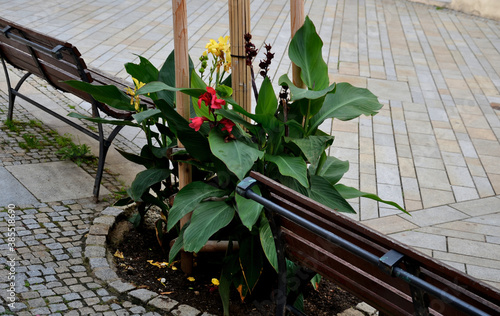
[205,39,220,56]
[211,278,220,286]
[125,78,146,112]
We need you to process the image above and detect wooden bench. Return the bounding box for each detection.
[0,17,153,199]
[237,171,500,316]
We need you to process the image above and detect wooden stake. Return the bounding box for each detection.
[229,0,251,114]
[290,0,305,88]
[172,0,193,275]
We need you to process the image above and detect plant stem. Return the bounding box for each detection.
[304,99,311,135]
[315,152,327,175]
[250,67,259,103]
[143,121,152,148]
[282,98,289,137]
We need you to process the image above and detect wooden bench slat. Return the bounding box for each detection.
[281,221,414,295]
[271,194,390,256]
[0,18,80,55]
[0,16,141,198]
[241,171,500,315]
[0,38,91,81]
[283,229,416,315]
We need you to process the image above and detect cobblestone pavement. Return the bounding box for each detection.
[1,0,500,315]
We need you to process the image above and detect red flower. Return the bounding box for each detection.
[197,90,212,108]
[220,118,235,133]
[197,87,225,110]
[189,116,208,131]
[211,98,225,110]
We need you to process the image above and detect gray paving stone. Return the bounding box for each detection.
[85,245,106,258]
[389,231,447,251]
[7,161,110,202]
[1,2,500,316]
[399,205,469,227]
[93,267,119,282]
[129,306,147,314]
[149,296,179,312]
[448,238,500,262]
[171,304,202,316]
[109,280,136,294]
[128,288,158,303]
[62,292,81,301]
[0,166,38,206]
[101,207,124,217]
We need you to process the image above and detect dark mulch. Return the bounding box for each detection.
[110,225,361,315]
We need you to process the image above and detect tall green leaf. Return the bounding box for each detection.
[183,201,234,252]
[308,176,356,213]
[190,70,214,120]
[235,185,263,230]
[132,108,162,124]
[125,56,159,84]
[219,268,231,316]
[209,130,264,180]
[157,50,176,106]
[68,113,138,127]
[239,234,264,294]
[65,81,134,111]
[137,81,206,99]
[155,99,211,161]
[116,149,155,168]
[168,224,187,263]
[309,156,349,185]
[264,154,309,188]
[335,184,408,214]
[256,76,277,115]
[167,181,227,231]
[128,168,170,200]
[288,16,329,90]
[308,82,383,134]
[286,135,334,169]
[259,214,278,271]
[278,75,335,101]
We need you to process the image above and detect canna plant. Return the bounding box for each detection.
[67,17,406,314]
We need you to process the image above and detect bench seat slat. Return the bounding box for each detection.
[282,228,416,315]
[0,37,87,78]
[271,193,390,256]
[0,45,90,86]
[246,171,500,315]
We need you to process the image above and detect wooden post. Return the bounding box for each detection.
[172,0,193,275]
[290,0,305,88]
[229,0,251,114]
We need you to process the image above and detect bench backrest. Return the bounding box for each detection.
[0,17,96,103]
[247,171,500,315]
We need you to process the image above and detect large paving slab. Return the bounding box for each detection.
[0,166,38,206]
[6,161,109,202]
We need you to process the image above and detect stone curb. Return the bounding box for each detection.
[85,206,209,316]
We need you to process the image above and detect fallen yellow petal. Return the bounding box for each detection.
[114,250,124,259]
[187,277,195,282]
[211,278,220,286]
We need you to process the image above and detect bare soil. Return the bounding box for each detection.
[111,226,361,315]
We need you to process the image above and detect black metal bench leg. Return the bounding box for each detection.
[93,121,124,201]
[1,57,31,121]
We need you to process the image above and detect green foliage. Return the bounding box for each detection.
[67,17,405,314]
[56,142,96,166]
[3,119,21,132]
[21,133,43,149]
